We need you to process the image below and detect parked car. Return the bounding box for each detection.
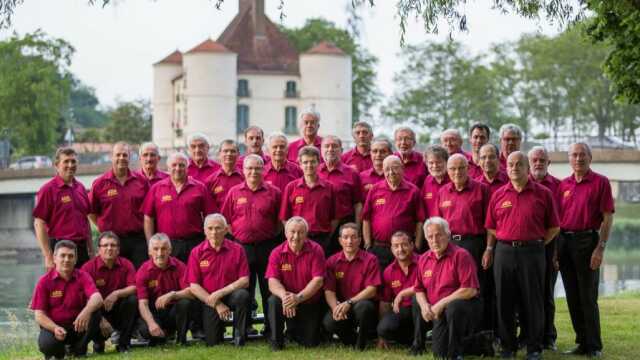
[9,156,53,170]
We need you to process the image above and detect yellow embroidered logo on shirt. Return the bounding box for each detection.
[500,201,512,209]
[563,190,571,198]
[281,263,292,271]
[425,192,433,199]
[51,290,63,298]
[107,189,118,197]
[440,200,452,208]
[161,195,172,202]
[61,195,72,204]
[335,271,344,279]
[148,279,158,288]
[295,196,304,204]
[375,198,386,206]
[424,270,433,278]
[199,260,209,268]
[391,280,402,288]
[95,279,106,287]
[214,186,224,194]
[237,197,247,205]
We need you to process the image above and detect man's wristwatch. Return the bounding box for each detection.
[346,299,354,305]
[295,293,304,303]
[485,246,494,252]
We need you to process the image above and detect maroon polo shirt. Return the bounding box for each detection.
[318,162,362,219]
[32,176,91,243]
[325,250,381,301]
[414,244,479,305]
[89,169,148,236]
[187,158,221,183]
[359,168,385,200]
[133,169,169,188]
[499,153,508,171]
[558,170,615,231]
[530,173,561,209]
[185,239,250,293]
[221,182,282,244]
[141,177,215,239]
[204,168,245,211]
[341,148,373,173]
[287,136,323,164]
[237,153,270,169]
[265,240,326,304]
[394,151,427,187]
[382,254,419,308]
[81,256,136,298]
[421,175,451,217]
[31,269,99,327]
[475,170,509,197]
[468,159,483,179]
[136,257,187,304]
[361,180,425,243]
[436,179,491,236]
[485,180,560,241]
[279,178,337,234]
[263,160,303,193]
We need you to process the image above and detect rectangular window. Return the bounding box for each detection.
[284,106,297,134]
[237,105,249,134]
[237,79,250,97]
[285,81,298,98]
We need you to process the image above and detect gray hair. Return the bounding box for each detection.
[139,142,160,156]
[479,143,500,157]
[352,121,373,134]
[371,136,393,152]
[569,142,592,158]
[187,132,210,147]
[218,139,239,152]
[204,213,227,227]
[267,132,289,147]
[440,129,462,140]
[424,145,449,162]
[447,153,469,166]
[243,154,264,167]
[166,152,189,166]
[394,126,415,140]
[298,145,320,161]
[499,123,523,140]
[383,154,402,167]
[53,239,77,256]
[424,217,451,238]
[148,233,171,248]
[285,216,309,233]
[528,146,549,160]
[298,107,321,123]
[322,135,342,148]
[243,125,264,138]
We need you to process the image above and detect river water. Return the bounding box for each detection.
[1,258,639,347]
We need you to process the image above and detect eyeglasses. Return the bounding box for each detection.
[99,243,119,248]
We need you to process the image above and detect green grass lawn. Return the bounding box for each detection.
[3,292,639,360]
[614,202,640,220]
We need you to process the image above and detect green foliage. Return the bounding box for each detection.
[280,18,380,123]
[0,30,74,156]
[609,218,640,250]
[102,99,151,144]
[69,76,107,128]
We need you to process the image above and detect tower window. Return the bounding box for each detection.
[285,81,298,98]
[284,106,297,134]
[237,79,250,97]
[237,105,249,134]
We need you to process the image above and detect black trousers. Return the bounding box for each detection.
[139,298,191,345]
[377,306,413,345]
[559,231,602,352]
[328,215,356,256]
[202,289,251,346]
[267,295,322,347]
[50,238,89,268]
[242,237,277,332]
[96,294,138,350]
[38,311,100,358]
[308,232,331,258]
[322,299,377,350]
[170,236,203,263]
[494,241,545,354]
[118,233,147,269]
[412,297,482,357]
[368,245,394,270]
[543,238,558,345]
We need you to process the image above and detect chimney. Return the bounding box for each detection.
[239,0,251,13]
[253,0,265,37]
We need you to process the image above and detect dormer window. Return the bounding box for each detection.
[237,79,250,97]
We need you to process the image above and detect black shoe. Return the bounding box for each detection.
[500,351,516,359]
[191,329,205,340]
[116,345,130,353]
[562,346,586,355]
[526,351,543,360]
[233,336,246,347]
[93,341,105,354]
[543,341,558,351]
[409,345,425,356]
[269,340,284,351]
[586,350,603,358]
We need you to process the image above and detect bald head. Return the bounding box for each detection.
[447,153,469,187]
[506,151,529,182]
[383,155,403,187]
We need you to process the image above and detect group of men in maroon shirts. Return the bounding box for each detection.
[30,108,613,360]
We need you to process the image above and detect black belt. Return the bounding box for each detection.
[451,234,484,242]
[308,231,330,238]
[497,239,544,248]
[562,229,597,238]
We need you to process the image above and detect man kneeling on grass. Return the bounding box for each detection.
[187,214,251,347]
[136,233,192,346]
[31,240,103,359]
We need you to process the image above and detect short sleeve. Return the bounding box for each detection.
[265,249,281,280]
[79,270,99,298]
[361,188,374,221]
[599,177,615,214]
[310,247,326,278]
[32,186,53,221]
[123,259,136,286]
[323,259,336,292]
[363,256,382,288]
[485,192,498,230]
[30,277,49,311]
[278,183,293,221]
[381,271,394,303]
[185,249,201,285]
[456,251,479,290]
[135,268,149,300]
[141,185,157,217]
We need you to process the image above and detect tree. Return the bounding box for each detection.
[69,76,107,128]
[280,18,380,123]
[0,30,74,156]
[102,99,151,144]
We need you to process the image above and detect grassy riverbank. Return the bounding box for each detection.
[3,291,639,360]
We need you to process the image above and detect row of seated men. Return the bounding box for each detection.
[31,112,613,359]
[31,215,493,360]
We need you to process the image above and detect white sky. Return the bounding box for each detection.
[5,0,559,110]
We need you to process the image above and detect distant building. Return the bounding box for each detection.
[152,0,352,151]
